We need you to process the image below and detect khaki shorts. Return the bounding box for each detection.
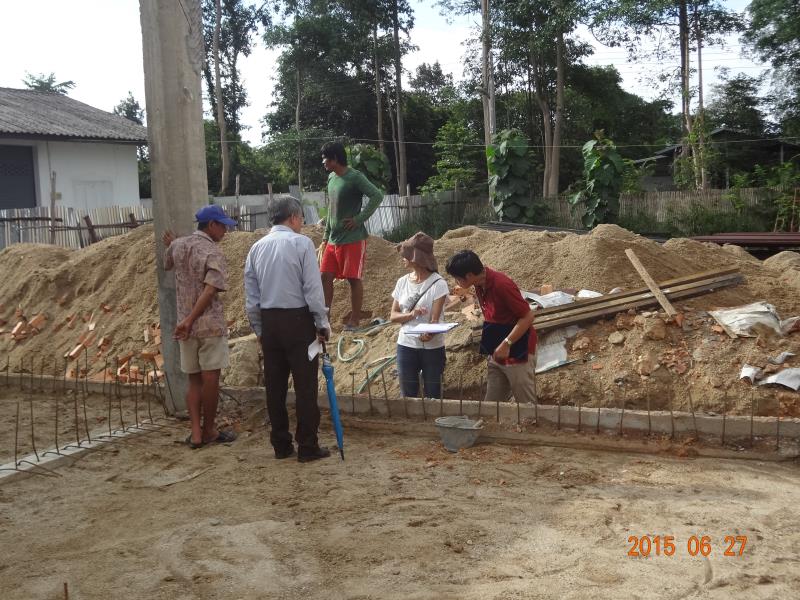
[179,336,229,374]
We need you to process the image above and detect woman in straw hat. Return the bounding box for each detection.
[389,232,450,398]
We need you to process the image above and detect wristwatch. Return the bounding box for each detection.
[504,337,513,346]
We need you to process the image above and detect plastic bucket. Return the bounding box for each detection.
[435,416,484,452]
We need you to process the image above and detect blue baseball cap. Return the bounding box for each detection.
[195,205,237,227]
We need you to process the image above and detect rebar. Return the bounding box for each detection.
[29,355,34,391]
[439,374,444,417]
[83,347,89,396]
[365,368,373,416]
[669,391,675,440]
[477,376,483,419]
[81,395,91,443]
[458,373,463,416]
[52,356,57,393]
[557,378,562,430]
[39,357,45,392]
[496,397,500,423]
[721,390,728,445]
[687,388,699,439]
[619,385,626,437]
[19,358,24,391]
[43,394,62,457]
[351,372,356,415]
[380,368,390,418]
[577,394,582,433]
[420,372,426,421]
[646,393,652,437]
[29,397,39,461]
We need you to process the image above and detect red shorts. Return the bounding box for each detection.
[320,240,367,280]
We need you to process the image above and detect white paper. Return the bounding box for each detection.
[709,302,782,337]
[768,351,795,365]
[523,290,575,308]
[576,289,603,299]
[405,322,458,335]
[308,339,322,361]
[739,364,762,383]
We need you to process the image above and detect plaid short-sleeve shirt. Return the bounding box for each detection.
[164,230,228,339]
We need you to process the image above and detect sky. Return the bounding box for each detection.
[0,0,767,146]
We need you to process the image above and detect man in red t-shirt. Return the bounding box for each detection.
[445,250,537,403]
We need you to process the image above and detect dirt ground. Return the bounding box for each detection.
[1,392,799,599]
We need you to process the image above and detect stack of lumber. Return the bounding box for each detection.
[533,267,742,333]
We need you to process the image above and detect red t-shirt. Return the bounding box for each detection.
[474,268,537,364]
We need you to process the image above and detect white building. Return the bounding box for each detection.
[0,87,146,212]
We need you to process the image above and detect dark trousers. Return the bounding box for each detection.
[261,308,320,453]
[396,344,446,398]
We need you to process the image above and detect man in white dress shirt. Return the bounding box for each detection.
[244,197,331,462]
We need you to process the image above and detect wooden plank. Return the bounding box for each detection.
[534,271,740,326]
[534,273,742,332]
[533,267,739,318]
[625,248,678,317]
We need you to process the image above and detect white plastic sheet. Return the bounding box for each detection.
[758,368,800,391]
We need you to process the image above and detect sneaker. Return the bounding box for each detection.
[297,447,331,463]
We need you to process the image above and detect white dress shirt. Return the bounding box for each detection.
[244,225,330,337]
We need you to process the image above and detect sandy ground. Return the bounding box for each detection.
[1,392,799,599]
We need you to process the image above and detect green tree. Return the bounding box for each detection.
[22,72,75,95]
[568,131,627,228]
[487,128,535,222]
[113,92,144,125]
[743,0,800,136]
[410,62,456,107]
[705,72,769,135]
[421,119,484,193]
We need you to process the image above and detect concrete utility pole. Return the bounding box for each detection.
[140,0,208,414]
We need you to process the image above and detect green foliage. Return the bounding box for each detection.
[724,162,800,232]
[487,129,536,223]
[568,132,626,228]
[346,144,390,191]
[22,72,75,95]
[113,92,145,125]
[420,119,484,194]
[705,72,769,135]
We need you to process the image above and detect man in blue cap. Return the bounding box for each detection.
[162,205,238,448]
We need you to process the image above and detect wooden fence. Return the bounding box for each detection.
[0,205,153,250]
[538,187,779,232]
[1,187,783,251]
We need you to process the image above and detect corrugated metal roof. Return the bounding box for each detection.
[0,87,147,143]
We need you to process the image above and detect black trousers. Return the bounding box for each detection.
[261,308,320,453]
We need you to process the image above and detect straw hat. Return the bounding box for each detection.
[397,231,438,272]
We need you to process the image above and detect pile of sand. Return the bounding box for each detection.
[2,223,800,415]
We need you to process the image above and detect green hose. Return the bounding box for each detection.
[337,336,366,362]
[357,355,396,394]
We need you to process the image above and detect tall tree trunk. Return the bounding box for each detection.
[386,84,400,191]
[694,1,708,189]
[213,0,230,196]
[546,30,565,198]
[295,67,303,194]
[373,26,384,154]
[392,0,407,196]
[480,0,495,150]
[678,0,698,188]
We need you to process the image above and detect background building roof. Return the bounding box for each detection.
[0,87,147,143]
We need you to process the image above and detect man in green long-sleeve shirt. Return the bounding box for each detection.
[318,141,384,330]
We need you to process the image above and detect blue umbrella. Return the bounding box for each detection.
[321,344,345,460]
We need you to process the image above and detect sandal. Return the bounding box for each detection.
[184,435,204,449]
[206,430,237,445]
